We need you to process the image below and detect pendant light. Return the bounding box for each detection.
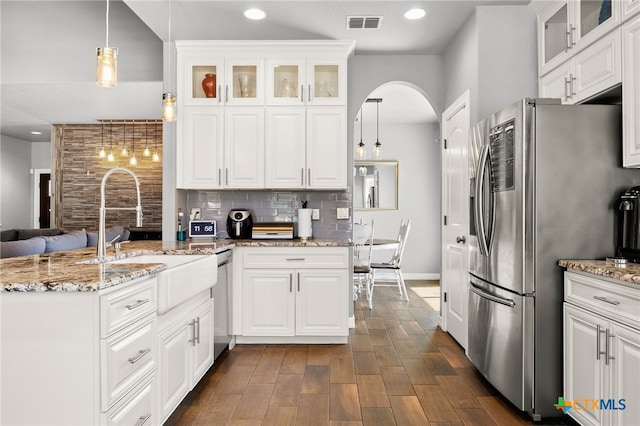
[120,122,129,157]
[152,122,161,162]
[96,0,118,87]
[355,107,367,160]
[143,121,151,157]
[162,0,176,121]
[369,98,384,160]
[129,121,138,166]
[107,121,115,162]
[98,121,107,158]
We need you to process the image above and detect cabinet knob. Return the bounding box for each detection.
[456,236,466,244]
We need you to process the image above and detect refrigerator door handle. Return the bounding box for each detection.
[470,283,516,308]
[476,144,491,256]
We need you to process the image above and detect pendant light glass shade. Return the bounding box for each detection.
[372,141,384,160]
[96,47,117,88]
[96,0,117,87]
[162,93,176,122]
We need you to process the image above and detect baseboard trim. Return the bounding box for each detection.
[348,316,355,329]
[404,273,440,280]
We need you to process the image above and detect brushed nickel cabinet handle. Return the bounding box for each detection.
[125,299,150,310]
[289,273,293,292]
[605,328,615,365]
[225,85,229,103]
[134,413,151,426]
[128,347,151,364]
[301,85,304,102]
[593,295,621,305]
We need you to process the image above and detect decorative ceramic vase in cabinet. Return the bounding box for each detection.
[202,74,217,98]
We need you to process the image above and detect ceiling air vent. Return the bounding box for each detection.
[346,16,383,30]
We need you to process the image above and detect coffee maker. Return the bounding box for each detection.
[616,186,640,261]
[226,209,253,239]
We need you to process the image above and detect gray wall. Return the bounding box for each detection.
[348,55,445,278]
[0,135,32,229]
[31,142,51,170]
[444,5,537,125]
[354,122,441,279]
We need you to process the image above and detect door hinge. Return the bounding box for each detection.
[443,215,447,226]
[443,292,447,303]
[443,139,448,149]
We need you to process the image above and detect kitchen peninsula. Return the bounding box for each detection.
[0,238,351,425]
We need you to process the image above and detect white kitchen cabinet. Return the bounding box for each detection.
[158,292,214,423]
[563,271,640,426]
[624,0,640,21]
[176,106,263,189]
[177,106,224,189]
[0,276,159,426]
[237,247,350,343]
[266,56,347,106]
[538,27,621,104]
[265,107,347,189]
[533,0,621,76]
[176,41,353,190]
[623,15,640,167]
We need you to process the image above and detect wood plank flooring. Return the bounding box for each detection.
[165,281,577,426]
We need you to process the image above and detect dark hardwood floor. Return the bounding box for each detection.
[165,281,577,425]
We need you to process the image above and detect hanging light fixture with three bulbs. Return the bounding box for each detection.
[162,0,176,121]
[96,0,118,88]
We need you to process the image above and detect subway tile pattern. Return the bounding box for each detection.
[185,189,352,239]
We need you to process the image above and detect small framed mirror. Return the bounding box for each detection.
[354,161,398,210]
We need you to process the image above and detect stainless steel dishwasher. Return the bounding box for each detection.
[213,249,233,359]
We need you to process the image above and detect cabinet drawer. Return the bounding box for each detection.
[101,277,157,337]
[103,372,156,426]
[243,247,349,268]
[101,315,157,410]
[565,271,640,326]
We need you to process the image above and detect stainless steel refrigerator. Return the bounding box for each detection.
[467,98,640,420]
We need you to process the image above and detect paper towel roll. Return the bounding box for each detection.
[298,209,313,240]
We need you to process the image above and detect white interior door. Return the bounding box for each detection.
[441,91,470,350]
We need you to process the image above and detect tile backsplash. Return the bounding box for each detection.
[185,189,352,239]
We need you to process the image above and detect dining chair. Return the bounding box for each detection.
[370,219,411,302]
[353,219,375,309]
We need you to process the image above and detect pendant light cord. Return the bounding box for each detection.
[167,0,172,92]
[376,100,379,142]
[105,0,110,47]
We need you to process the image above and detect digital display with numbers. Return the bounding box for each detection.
[189,220,217,238]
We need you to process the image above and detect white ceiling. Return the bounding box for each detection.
[1,0,527,143]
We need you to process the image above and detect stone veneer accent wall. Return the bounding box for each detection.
[185,189,352,239]
[52,123,163,231]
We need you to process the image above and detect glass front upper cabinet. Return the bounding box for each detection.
[538,0,619,76]
[226,60,264,105]
[181,59,225,105]
[266,58,346,105]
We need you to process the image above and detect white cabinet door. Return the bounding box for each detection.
[224,108,265,188]
[177,107,224,189]
[573,0,621,54]
[539,62,573,103]
[306,107,347,188]
[178,56,225,106]
[306,58,347,105]
[623,15,640,167]
[224,59,264,105]
[158,319,190,422]
[296,269,348,336]
[243,270,295,336]
[564,304,607,426]
[624,0,640,20]
[266,58,306,105]
[537,1,573,76]
[573,28,622,103]
[190,298,214,387]
[611,322,640,426]
[265,107,306,188]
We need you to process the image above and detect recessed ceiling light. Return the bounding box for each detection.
[30,131,42,135]
[244,8,266,20]
[404,8,426,20]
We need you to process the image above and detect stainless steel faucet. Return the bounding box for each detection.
[98,167,143,260]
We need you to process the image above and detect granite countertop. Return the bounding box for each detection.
[0,238,350,292]
[559,259,640,285]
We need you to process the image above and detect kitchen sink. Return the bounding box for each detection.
[109,254,218,314]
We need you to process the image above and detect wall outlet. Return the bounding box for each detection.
[337,207,350,220]
[190,208,201,220]
[312,209,320,220]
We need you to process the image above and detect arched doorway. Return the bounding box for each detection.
[352,82,441,282]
